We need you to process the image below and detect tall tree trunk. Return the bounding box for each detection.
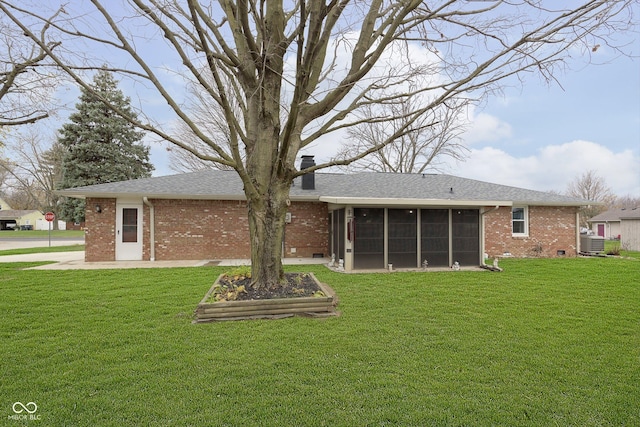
[246,178,290,289]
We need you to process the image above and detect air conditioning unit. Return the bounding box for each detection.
[580,234,605,253]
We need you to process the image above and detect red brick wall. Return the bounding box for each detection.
[484,206,578,258]
[148,199,328,260]
[150,199,250,260]
[284,202,329,258]
[85,198,574,262]
[85,197,116,262]
[82,198,327,261]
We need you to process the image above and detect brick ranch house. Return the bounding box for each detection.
[58,161,591,271]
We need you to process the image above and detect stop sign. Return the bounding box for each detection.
[44,212,55,222]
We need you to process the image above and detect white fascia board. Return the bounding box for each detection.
[517,200,597,207]
[55,191,248,201]
[318,197,513,207]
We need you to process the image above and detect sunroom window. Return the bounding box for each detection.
[512,206,528,236]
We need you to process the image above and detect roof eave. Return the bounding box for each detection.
[518,200,594,207]
[56,191,590,207]
[55,190,247,201]
[318,197,513,207]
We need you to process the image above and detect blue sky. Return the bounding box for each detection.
[149,47,640,197]
[145,16,640,198]
[11,1,638,199]
[444,50,640,197]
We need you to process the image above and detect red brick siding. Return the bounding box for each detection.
[86,198,574,261]
[85,197,116,262]
[146,199,328,261]
[284,202,329,257]
[150,199,250,260]
[484,206,578,258]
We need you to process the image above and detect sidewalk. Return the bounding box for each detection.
[0,250,328,270]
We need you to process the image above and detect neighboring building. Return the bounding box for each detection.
[0,198,41,230]
[0,209,42,230]
[0,198,67,230]
[589,207,640,251]
[58,162,593,270]
[620,209,640,252]
[587,208,624,239]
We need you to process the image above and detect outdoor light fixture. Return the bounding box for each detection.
[95,204,102,213]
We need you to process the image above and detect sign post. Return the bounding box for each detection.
[44,212,55,247]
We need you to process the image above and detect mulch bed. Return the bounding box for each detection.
[216,272,323,301]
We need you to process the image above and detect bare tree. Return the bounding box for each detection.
[0,127,64,228]
[612,194,640,209]
[0,10,61,127]
[337,93,469,173]
[1,1,635,288]
[566,169,616,227]
[168,71,239,173]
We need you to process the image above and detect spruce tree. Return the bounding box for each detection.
[57,69,153,222]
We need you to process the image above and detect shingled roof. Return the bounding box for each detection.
[588,207,640,222]
[57,170,591,207]
[0,209,40,220]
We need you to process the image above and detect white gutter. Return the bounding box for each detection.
[576,210,581,253]
[143,197,155,261]
[319,196,513,207]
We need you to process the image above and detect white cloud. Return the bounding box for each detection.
[462,111,512,145]
[449,140,640,196]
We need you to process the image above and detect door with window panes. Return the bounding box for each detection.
[115,203,143,260]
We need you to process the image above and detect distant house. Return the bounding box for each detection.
[58,157,594,271]
[589,207,640,251]
[0,198,68,231]
[0,198,41,230]
[587,208,623,239]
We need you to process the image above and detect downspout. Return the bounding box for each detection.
[576,211,581,254]
[480,206,501,266]
[143,197,155,261]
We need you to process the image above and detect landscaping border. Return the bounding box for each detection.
[194,273,339,322]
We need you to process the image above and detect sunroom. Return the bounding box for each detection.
[327,202,492,271]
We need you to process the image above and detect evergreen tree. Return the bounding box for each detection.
[57,69,153,222]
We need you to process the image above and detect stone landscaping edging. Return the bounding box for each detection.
[194,273,339,322]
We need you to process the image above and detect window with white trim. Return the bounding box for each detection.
[512,206,528,236]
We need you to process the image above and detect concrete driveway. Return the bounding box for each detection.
[0,237,85,250]
[0,238,207,269]
[0,236,327,270]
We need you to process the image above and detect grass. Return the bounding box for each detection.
[0,245,85,256]
[0,229,84,256]
[0,230,85,239]
[1,258,638,426]
[605,239,640,260]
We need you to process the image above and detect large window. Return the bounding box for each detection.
[330,209,345,262]
[421,209,450,267]
[353,208,384,269]
[512,206,528,236]
[388,209,417,268]
[347,207,481,270]
[452,209,479,265]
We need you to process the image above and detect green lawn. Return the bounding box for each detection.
[605,239,640,260]
[0,230,85,239]
[0,245,85,256]
[1,258,638,426]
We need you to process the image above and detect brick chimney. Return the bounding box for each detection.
[300,155,315,190]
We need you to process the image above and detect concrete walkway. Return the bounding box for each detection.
[0,236,328,270]
[0,250,329,270]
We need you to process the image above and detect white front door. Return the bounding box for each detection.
[116,203,143,261]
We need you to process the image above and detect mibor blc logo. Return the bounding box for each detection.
[8,402,41,421]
